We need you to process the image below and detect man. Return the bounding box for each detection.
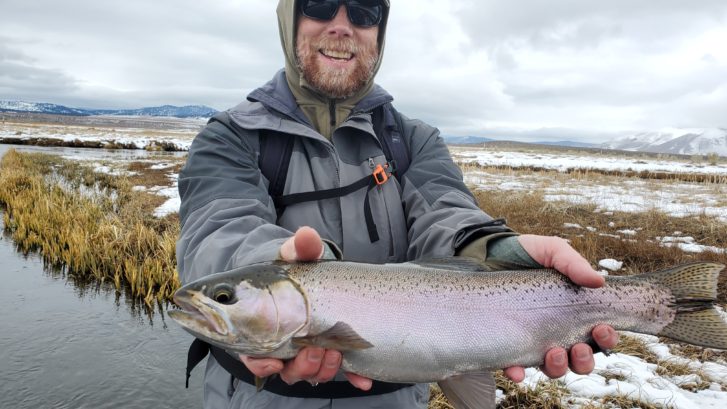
[176,0,619,408]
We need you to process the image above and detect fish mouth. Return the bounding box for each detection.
[168,290,232,336]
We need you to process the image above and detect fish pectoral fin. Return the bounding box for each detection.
[438,373,496,409]
[292,322,374,351]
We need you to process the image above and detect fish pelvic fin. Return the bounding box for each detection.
[292,322,374,351]
[645,262,727,349]
[438,373,496,409]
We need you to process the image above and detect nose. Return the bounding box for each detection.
[326,5,354,37]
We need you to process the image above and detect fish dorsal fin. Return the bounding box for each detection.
[438,373,497,409]
[292,322,374,351]
[407,257,504,272]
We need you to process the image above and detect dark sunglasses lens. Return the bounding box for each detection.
[301,0,339,20]
[347,1,382,26]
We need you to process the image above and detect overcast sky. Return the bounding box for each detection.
[2,0,726,142]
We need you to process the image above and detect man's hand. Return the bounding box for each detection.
[502,234,620,382]
[239,226,373,391]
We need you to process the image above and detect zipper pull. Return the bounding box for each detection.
[368,157,375,169]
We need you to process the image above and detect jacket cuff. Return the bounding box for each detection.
[455,232,518,262]
[456,234,543,269]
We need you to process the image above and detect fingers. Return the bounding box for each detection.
[593,324,620,350]
[537,326,620,380]
[540,342,601,379]
[280,227,324,262]
[540,347,569,378]
[279,347,342,385]
[518,234,604,288]
[344,372,373,391]
[568,344,595,375]
[238,355,284,378]
[503,366,525,383]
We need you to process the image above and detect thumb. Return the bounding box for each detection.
[280,227,324,262]
[518,234,604,288]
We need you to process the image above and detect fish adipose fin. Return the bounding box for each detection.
[645,262,727,349]
[292,322,374,351]
[438,373,496,409]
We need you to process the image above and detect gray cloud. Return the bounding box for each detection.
[1,0,726,142]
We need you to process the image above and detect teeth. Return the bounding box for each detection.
[322,49,353,60]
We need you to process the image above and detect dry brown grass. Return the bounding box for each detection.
[473,190,727,303]
[0,149,179,306]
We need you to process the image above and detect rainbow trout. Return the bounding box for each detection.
[169,259,727,407]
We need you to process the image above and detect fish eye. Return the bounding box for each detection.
[212,284,236,305]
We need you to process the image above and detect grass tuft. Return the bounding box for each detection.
[0,149,179,306]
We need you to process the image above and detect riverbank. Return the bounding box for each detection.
[0,149,179,305]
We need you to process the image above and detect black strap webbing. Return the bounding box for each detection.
[373,103,410,179]
[186,338,413,399]
[273,174,381,243]
[257,103,409,243]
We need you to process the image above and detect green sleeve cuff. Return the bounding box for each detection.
[455,233,542,268]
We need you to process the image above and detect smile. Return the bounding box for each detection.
[320,49,354,61]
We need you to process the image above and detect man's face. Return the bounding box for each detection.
[296,5,380,99]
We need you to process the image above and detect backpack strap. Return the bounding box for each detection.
[372,103,410,182]
[258,129,295,215]
[256,103,410,242]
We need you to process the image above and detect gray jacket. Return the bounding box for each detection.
[175,71,511,408]
[177,70,511,284]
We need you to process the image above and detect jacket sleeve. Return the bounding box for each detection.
[176,113,291,284]
[398,116,514,259]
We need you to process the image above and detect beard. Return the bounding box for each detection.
[296,35,379,99]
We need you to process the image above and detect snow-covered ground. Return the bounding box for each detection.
[514,332,727,408]
[453,148,727,175]
[1,122,196,151]
[452,147,727,223]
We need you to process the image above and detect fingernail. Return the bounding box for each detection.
[553,351,566,365]
[359,379,372,391]
[596,327,611,342]
[307,348,323,362]
[575,347,590,360]
[324,355,339,368]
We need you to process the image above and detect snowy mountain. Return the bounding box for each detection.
[442,135,496,144]
[602,128,727,156]
[0,101,218,118]
[0,101,89,116]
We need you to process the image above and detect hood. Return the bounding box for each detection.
[275,0,391,137]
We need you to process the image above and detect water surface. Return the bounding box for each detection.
[0,212,202,408]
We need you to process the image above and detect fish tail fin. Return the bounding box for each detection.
[644,262,727,349]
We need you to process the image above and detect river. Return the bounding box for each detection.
[0,145,203,408]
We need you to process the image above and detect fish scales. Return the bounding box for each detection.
[285,261,675,382]
[169,260,726,388]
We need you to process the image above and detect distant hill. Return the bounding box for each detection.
[0,101,218,118]
[602,128,727,156]
[442,136,496,144]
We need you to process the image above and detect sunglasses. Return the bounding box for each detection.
[299,0,383,27]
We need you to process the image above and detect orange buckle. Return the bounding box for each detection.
[372,163,389,185]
